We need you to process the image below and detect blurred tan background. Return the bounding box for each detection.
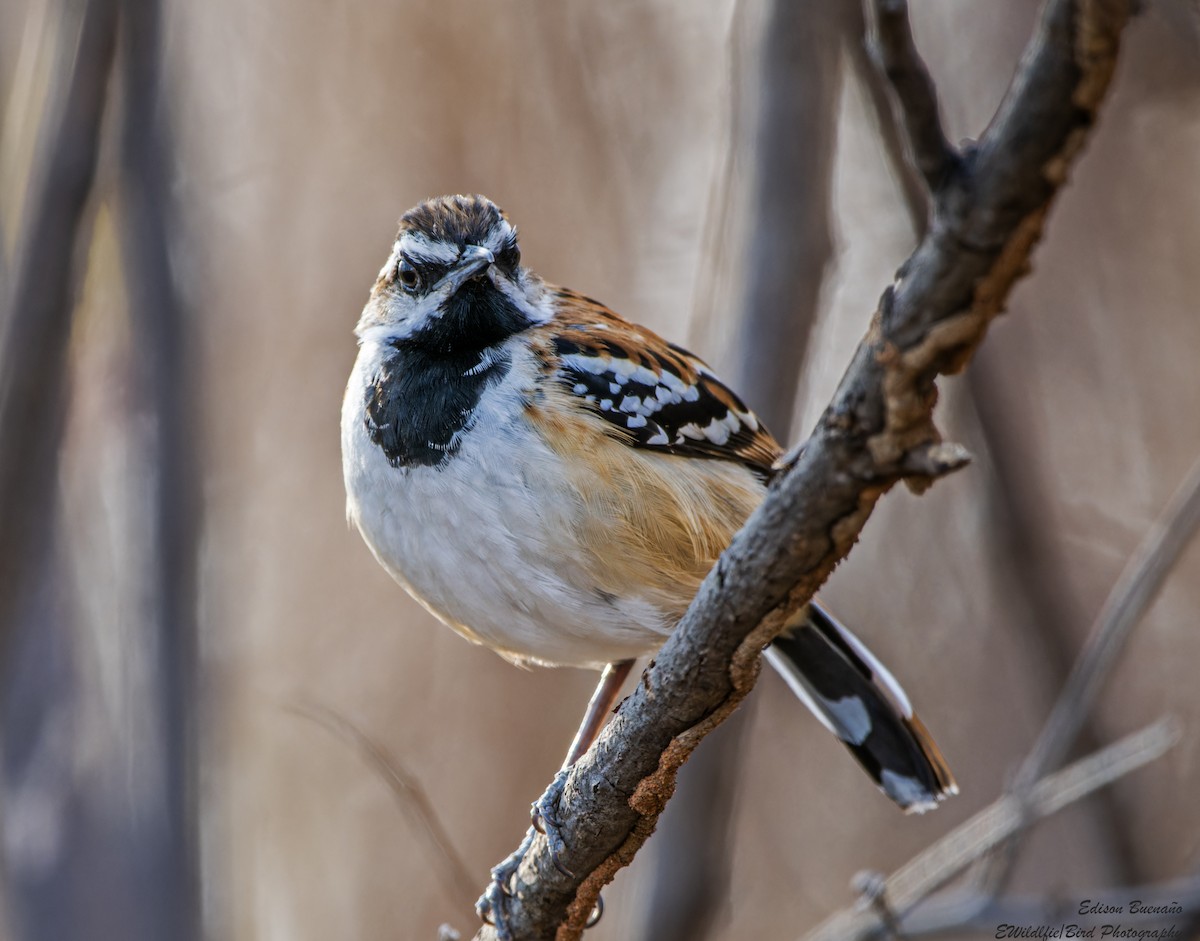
[2,1,1199,939]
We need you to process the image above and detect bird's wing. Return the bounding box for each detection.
[539,287,782,477]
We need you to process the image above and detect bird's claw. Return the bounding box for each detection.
[476,828,535,941]
[477,770,577,937]
[530,768,573,877]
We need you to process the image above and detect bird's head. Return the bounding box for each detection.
[356,194,548,351]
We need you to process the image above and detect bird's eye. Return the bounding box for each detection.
[396,258,421,292]
[497,242,521,273]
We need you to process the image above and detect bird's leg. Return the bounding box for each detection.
[533,659,635,867]
[562,658,636,769]
[478,659,635,932]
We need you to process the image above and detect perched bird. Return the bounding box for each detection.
[340,194,955,896]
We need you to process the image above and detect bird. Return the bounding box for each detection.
[341,193,956,921]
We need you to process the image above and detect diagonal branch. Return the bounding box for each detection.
[470,1,1133,937]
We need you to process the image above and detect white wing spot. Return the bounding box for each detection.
[563,353,610,376]
[657,370,686,393]
[703,416,731,446]
[630,365,660,387]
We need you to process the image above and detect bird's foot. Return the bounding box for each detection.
[477,768,609,936]
[476,827,535,941]
[476,769,575,938]
[530,768,573,877]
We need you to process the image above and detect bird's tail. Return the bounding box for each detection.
[764,601,957,813]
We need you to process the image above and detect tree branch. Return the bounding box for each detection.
[865,0,958,197]
[470,1,1133,937]
[847,2,931,235]
[858,0,1180,890]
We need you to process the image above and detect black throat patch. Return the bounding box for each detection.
[362,281,525,469]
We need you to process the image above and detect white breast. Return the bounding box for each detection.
[341,337,673,668]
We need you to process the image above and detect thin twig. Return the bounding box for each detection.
[866,0,958,196]
[801,718,1180,941]
[962,342,1136,884]
[1015,453,1200,791]
[846,6,930,235]
[967,452,1200,892]
[290,701,478,914]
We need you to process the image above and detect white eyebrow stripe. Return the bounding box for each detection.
[482,218,516,254]
[396,218,516,265]
[396,232,460,265]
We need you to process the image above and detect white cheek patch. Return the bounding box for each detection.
[356,290,446,344]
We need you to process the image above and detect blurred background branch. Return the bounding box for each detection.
[641,3,852,937]
[0,0,116,667]
[803,717,1180,941]
[113,0,201,935]
[290,700,478,914]
[1,0,199,937]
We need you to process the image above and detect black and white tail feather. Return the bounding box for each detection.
[765,602,957,813]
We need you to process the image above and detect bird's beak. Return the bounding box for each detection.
[440,244,496,294]
[459,244,495,268]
